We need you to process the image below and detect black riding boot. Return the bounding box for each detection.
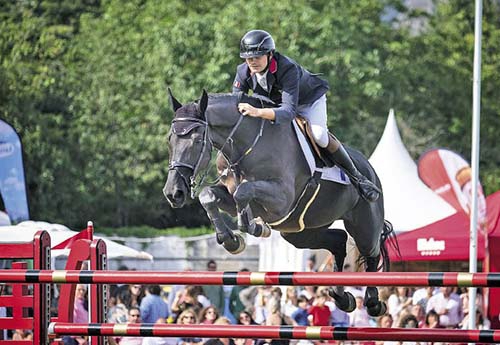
[326,136,381,202]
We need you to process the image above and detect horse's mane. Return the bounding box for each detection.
[207,92,277,109]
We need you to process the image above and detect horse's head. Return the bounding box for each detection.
[163,89,211,208]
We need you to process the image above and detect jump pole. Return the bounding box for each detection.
[48,323,500,343]
[1,270,499,287]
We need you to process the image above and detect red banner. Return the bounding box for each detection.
[418,148,487,230]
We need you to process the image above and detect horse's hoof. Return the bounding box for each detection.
[249,218,272,238]
[223,233,246,254]
[331,290,356,313]
[366,301,387,317]
[216,232,229,245]
[259,222,272,238]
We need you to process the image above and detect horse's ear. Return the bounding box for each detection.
[199,89,208,115]
[168,87,182,112]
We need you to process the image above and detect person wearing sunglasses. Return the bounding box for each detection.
[176,308,202,345]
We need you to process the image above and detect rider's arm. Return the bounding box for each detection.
[272,63,300,124]
[232,64,250,94]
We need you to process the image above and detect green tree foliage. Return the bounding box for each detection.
[1,0,499,228]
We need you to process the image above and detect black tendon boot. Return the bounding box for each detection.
[326,137,381,202]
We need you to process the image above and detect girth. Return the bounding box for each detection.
[268,171,322,232]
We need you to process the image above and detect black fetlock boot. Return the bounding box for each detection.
[326,136,381,202]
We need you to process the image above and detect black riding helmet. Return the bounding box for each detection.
[240,30,275,58]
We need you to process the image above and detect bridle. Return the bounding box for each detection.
[168,98,265,198]
[168,116,210,198]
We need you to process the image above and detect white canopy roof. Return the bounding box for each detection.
[369,109,456,232]
[0,221,153,260]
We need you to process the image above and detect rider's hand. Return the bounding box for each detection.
[238,103,261,117]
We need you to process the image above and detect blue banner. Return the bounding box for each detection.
[0,119,30,223]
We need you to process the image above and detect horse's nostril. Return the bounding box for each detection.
[174,190,184,201]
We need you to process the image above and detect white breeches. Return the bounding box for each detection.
[297,94,329,148]
[297,95,328,147]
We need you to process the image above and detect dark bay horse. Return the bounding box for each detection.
[163,89,393,316]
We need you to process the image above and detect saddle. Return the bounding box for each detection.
[294,116,327,167]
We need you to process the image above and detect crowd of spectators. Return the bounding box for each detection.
[0,259,493,344]
[99,260,493,345]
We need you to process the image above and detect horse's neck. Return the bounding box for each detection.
[207,97,310,182]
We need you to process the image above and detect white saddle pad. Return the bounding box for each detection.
[292,121,350,185]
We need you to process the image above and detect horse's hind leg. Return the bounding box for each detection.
[199,185,245,254]
[281,227,356,313]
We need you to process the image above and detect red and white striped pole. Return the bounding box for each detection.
[48,323,500,343]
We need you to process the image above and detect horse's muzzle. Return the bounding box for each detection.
[163,171,189,208]
[164,187,186,208]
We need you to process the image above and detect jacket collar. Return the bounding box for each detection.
[246,56,278,91]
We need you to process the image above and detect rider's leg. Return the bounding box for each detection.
[326,135,380,202]
[298,95,380,202]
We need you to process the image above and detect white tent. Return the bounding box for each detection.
[369,110,456,232]
[0,221,153,261]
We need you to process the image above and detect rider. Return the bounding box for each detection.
[233,29,380,202]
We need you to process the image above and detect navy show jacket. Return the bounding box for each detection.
[232,52,329,124]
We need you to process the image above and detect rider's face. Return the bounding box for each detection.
[245,54,268,74]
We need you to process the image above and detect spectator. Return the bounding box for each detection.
[258,297,290,345]
[63,284,88,345]
[204,317,235,345]
[177,308,203,345]
[172,285,204,319]
[307,289,331,326]
[108,285,130,324]
[325,295,350,327]
[409,303,426,328]
[387,287,412,327]
[229,268,250,320]
[282,286,299,320]
[239,286,259,313]
[349,296,372,327]
[298,285,316,303]
[306,254,317,272]
[140,284,169,324]
[199,306,220,325]
[459,309,491,330]
[253,287,272,324]
[168,267,193,318]
[399,314,419,328]
[426,287,461,328]
[377,313,393,328]
[109,307,144,345]
[202,260,226,313]
[128,283,144,308]
[291,296,309,326]
[412,287,435,311]
[375,314,394,345]
[423,309,443,329]
[237,310,258,326]
[12,330,33,341]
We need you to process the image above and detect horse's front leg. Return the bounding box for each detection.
[199,185,245,254]
[233,180,290,235]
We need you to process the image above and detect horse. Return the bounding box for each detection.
[163,89,394,316]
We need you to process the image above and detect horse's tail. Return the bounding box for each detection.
[378,220,399,272]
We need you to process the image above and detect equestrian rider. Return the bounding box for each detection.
[233,29,380,202]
